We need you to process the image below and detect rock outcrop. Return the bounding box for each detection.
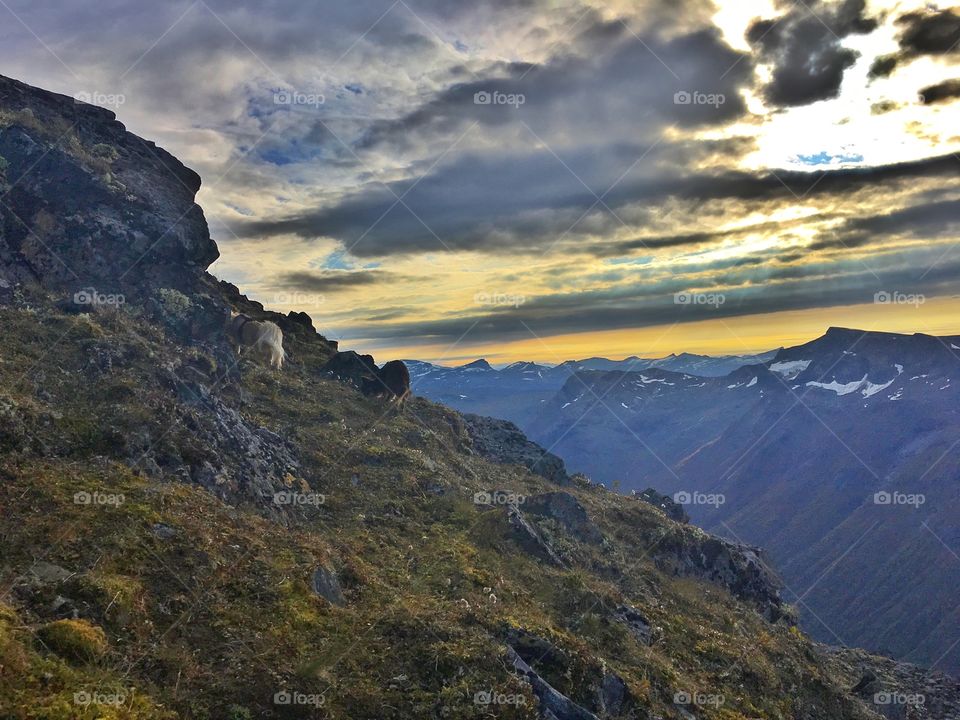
[653,529,790,622]
[0,74,216,296]
[462,413,570,485]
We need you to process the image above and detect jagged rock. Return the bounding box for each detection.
[612,604,654,645]
[462,413,570,485]
[522,492,603,544]
[635,487,689,523]
[652,531,788,622]
[507,505,565,566]
[506,646,599,720]
[311,567,346,606]
[599,671,627,716]
[0,75,217,294]
[321,351,378,389]
[29,561,73,584]
[820,645,960,720]
[151,523,178,540]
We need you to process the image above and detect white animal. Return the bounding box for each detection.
[225,311,285,369]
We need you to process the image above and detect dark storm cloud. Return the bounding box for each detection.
[233,152,960,257]
[919,79,960,105]
[747,0,878,107]
[868,7,960,77]
[277,270,393,292]
[354,19,753,153]
[808,198,960,250]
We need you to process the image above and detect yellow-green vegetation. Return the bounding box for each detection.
[0,301,878,720]
[36,619,109,662]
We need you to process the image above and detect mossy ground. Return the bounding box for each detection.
[0,301,876,719]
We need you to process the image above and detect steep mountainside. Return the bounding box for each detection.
[0,73,956,719]
[527,328,960,675]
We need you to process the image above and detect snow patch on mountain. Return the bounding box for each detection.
[769,360,811,379]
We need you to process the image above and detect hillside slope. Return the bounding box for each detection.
[0,73,955,719]
[527,329,960,675]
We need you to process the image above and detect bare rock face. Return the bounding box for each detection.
[523,492,603,544]
[0,74,217,297]
[652,529,791,623]
[462,413,570,485]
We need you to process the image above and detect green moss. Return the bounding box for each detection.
[37,619,109,662]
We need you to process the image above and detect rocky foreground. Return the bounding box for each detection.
[1,73,958,719]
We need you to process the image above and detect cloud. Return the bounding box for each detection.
[276,269,393,291]
[868,7,960,78]
[338,251,960,345]
[232,152,960,257]
[919,78,960,105]
[747,0,878,107]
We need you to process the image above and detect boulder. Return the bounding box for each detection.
[635,487,689,523]
[311,567,346,606]
[523,492,603,544]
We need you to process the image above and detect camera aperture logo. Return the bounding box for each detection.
[475,291,526,308]
[74,490,125,507]
[74,689,133,707]
[273,690,325,707]
[474,689,526,706]
[873,490,925,508]
[73,287,125,308]
[674,291,725,307]
[874,691,925,706]
[474,490,525,506]
[673,90,726,108]
[273,490,325,507]
[272,291,325,307]
[673,490,725,508]
[274,89,325,108]
[474,90,525,108]
[874,290,925,307]
[74,91,126,108]
[674,690,725,707]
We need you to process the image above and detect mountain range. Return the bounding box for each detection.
[412,328,960,675]
[407,350,777,428]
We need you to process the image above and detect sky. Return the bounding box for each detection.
[1,0,959,364]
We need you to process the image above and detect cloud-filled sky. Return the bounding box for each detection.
[2,0,959,363]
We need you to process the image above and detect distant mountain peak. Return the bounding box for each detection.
[459,358,494,371]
